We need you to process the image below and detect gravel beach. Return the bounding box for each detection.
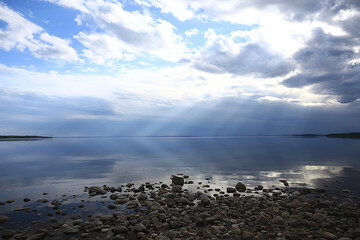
[0,175,359,240]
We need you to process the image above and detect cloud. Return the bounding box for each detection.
[185,28,199,37]
[47,0,186,63]
[283,28,360,103]
[194,29,293,78]
[0,2,78,61]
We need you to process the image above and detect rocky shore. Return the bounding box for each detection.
[0,175,359,240]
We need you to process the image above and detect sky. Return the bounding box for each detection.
[0,0,360,136]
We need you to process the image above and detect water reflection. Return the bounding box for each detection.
[0,137,359,201]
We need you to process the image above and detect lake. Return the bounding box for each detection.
[1,136,359,202]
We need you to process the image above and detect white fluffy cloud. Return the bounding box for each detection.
[185,28,199,37]
[47,0,187,63]
[0,3,78,61]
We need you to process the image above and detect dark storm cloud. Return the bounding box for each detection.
[195,43,293,78]
[283,29,360,103]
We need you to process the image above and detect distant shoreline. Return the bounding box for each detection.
[0,135,52,139]
[293,132,360,139]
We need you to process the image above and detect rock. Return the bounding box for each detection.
[73,219,84,225]
[272,216,284,225]
[115,198,128,204]
[109,194,118,200]
[126,183,133,188]
[166,230,177,238]
[63,227,79,235]
[201,197,210,206]
[255,215,269,225]
[0,215,9,224]
[292,191,301,196]
[287,199,303,208]
[235,182,246,192]
[161,184,169,188]
[100,214,114,222]
[24,198,31,202]
[172,185,182,192]
[37,199,48,203]
[88,186,106,195]
[108,204,117,209]
[255,185,264,190]
[241,230,254,239]
[134,223,147,232]
[171,175,184,186]
[112,225,128,234]
[2,229,17,239]
[279,179,289,186]
[226,187,236,193]
[137,193,147,201]
[320,231,337,239]
[14,207,30,211]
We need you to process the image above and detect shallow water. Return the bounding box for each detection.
[0,136,359,202]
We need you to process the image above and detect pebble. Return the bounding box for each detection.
[134,223,147,232]
[2,229,17,239]
[0,215,9,224]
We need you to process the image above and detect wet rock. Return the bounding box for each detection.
[108,204,117,209]
[73,219,84,225]
[63,227,79,235]
[2,229,17,239]
[235,182,246,192]
[134,223,147,232]
[171,175,184,186]
[112,225,128,234]
[24,198,31,202]
[110,194,118,200]
[88,186,106,195]
[226,187,236,193]
[0,215,9,224]
[37,199,48,203]
[279,179,289,186]
[14,207,30,211]
[137,193,147,201]
[172,185,182,192]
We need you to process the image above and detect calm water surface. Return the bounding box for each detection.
[0,136,359,202]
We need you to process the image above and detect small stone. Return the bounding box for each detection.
[134,223,147,232]
[112,225,128,234]
[37,199,48,203]
[14,207,30,211]
[272,216,284,225]
[287,199,303,208]
[320,231,337,239]
[166,230,177,238]
[6,200,15,204]
[172,185,182,192]
[63,227,79,235]
[235,182,246,192]
[0,215,9,224]
[24,198,31,202]
[2,229,17,239]
[108,204,117,209]
[73,219,84,225]
[227,187,236,193]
